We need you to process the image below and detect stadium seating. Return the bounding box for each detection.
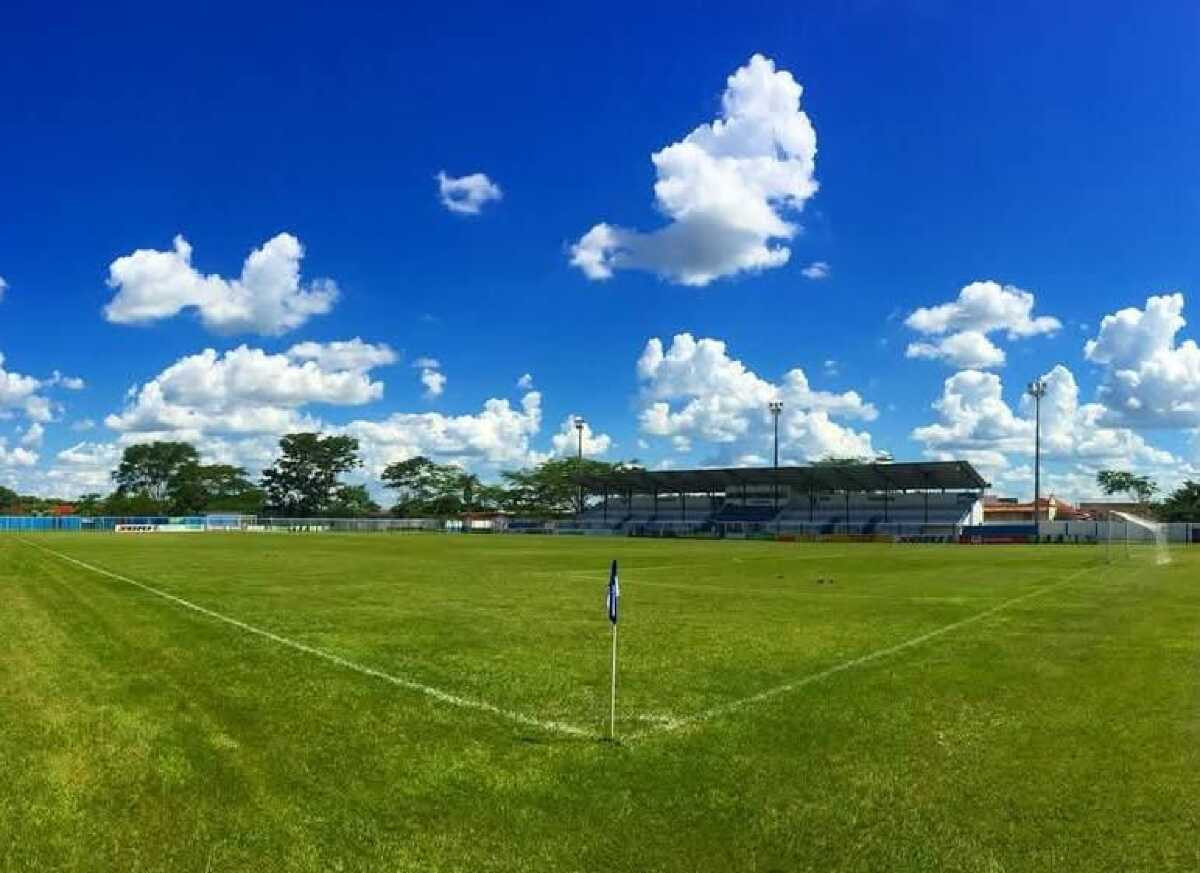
[569,490,980,535]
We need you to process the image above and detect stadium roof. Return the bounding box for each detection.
[578,460,988,494]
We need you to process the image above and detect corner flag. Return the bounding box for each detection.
[606,558,620,739]
[607,559,619,624]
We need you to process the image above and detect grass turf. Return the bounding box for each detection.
[1,532,1197,871]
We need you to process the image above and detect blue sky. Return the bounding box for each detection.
[2,0,1199,500]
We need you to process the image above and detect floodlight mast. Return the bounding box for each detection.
[1027,378,1047,540]
[768,400,784,527]
[574,416,586,514]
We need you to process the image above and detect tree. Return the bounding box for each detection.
[76,493,104,516]
[260,433,361,516]
[381,456,479,516]
[168,464,263,514]
[501,457,633,516]
[1096,470,1158,506]
[113,442,200,503]
[1158,481,1200,522]
[326,484,380,517]
[0,486,18,512]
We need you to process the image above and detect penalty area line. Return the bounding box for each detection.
[628,563,1100,741]
[20,539,596,741]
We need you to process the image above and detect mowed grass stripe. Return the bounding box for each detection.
[631,562,1101,739]
[20,538,596,740]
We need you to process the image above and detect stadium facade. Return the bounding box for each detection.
[569,461,988,540]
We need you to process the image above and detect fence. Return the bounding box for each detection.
[1,515,1197,543]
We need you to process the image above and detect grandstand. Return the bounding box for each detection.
[569,461,988,539]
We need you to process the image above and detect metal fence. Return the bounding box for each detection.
[2,514,1197,544]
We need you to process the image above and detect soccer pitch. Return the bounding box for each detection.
[2,534,1197,872]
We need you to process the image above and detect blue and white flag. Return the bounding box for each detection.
[606,559,619,625]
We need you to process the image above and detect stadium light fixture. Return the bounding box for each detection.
[1027,379,1047,537]
[768,400,784,524]
[574,416,586,514]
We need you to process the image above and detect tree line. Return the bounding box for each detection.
[5,445,1200,521]
[0,433,632,518]
[1094,469,1200,523]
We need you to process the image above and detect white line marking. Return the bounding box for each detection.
[628,563,1100,740]
[21,539,595,740]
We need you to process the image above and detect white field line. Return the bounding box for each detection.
[532,553,850,578]
[21,539,595,740]
[554,571,993,603]
[627,563,1100,741]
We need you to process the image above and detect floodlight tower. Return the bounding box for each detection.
[1027,378,1047,539]
[768,400,784,518]
[574,416,586,514]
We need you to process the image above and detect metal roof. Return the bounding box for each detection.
[578,461,988,494]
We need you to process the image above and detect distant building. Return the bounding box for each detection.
[1076,500,1144,520]
[983,495,1088,523]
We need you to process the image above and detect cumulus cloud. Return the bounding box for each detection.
[1084,293,1200,427]
[570,54,819,287]
[906,330,1006,369]
[636,333,876,464]
[344,391,543,476]
[0,353,44,414]
[286,338,398,371]
[905,281,1061,369]
[517,373,534,390]
[48,371,85,390]
[410,357,445,398]
[436,172,503,215]
[0,352,71,424]
[549,415,613,458]
[106,344,388,439]
[801,261,830,280]
[912,365,1179,495]
[104,233,338,335]
[420,368,446,398]
[0,438,37,468]
[19,422,44,448]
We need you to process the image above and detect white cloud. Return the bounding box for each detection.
[905,281,1060,369]
[0,438,37,468]
[517,373,534,390]
[41,442,121,497]
[570,54,819,287]
[71,419,96,432]
[436,172,502,215]
[636,333,876,464]
[410,357,445,398]
[549,415,613,458]
[1084,293,1200,427]
[48,371,85,390]
[106,344,388,438]
[104,233,338,336]
[0,353,44,413]
[0,276,7,301]
[420,368,446,398]
[911,365,1180,496]
[906,330,1006,369]
[344,391,543,476]
[23,396,56,424]
[20,422,44,448]
[801,261,830,280]
[286,338,398,372]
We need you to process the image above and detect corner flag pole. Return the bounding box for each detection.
[610,621,618,739]
[607,559,620,741]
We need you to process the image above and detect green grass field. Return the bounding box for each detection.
[2,532,1197,872]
